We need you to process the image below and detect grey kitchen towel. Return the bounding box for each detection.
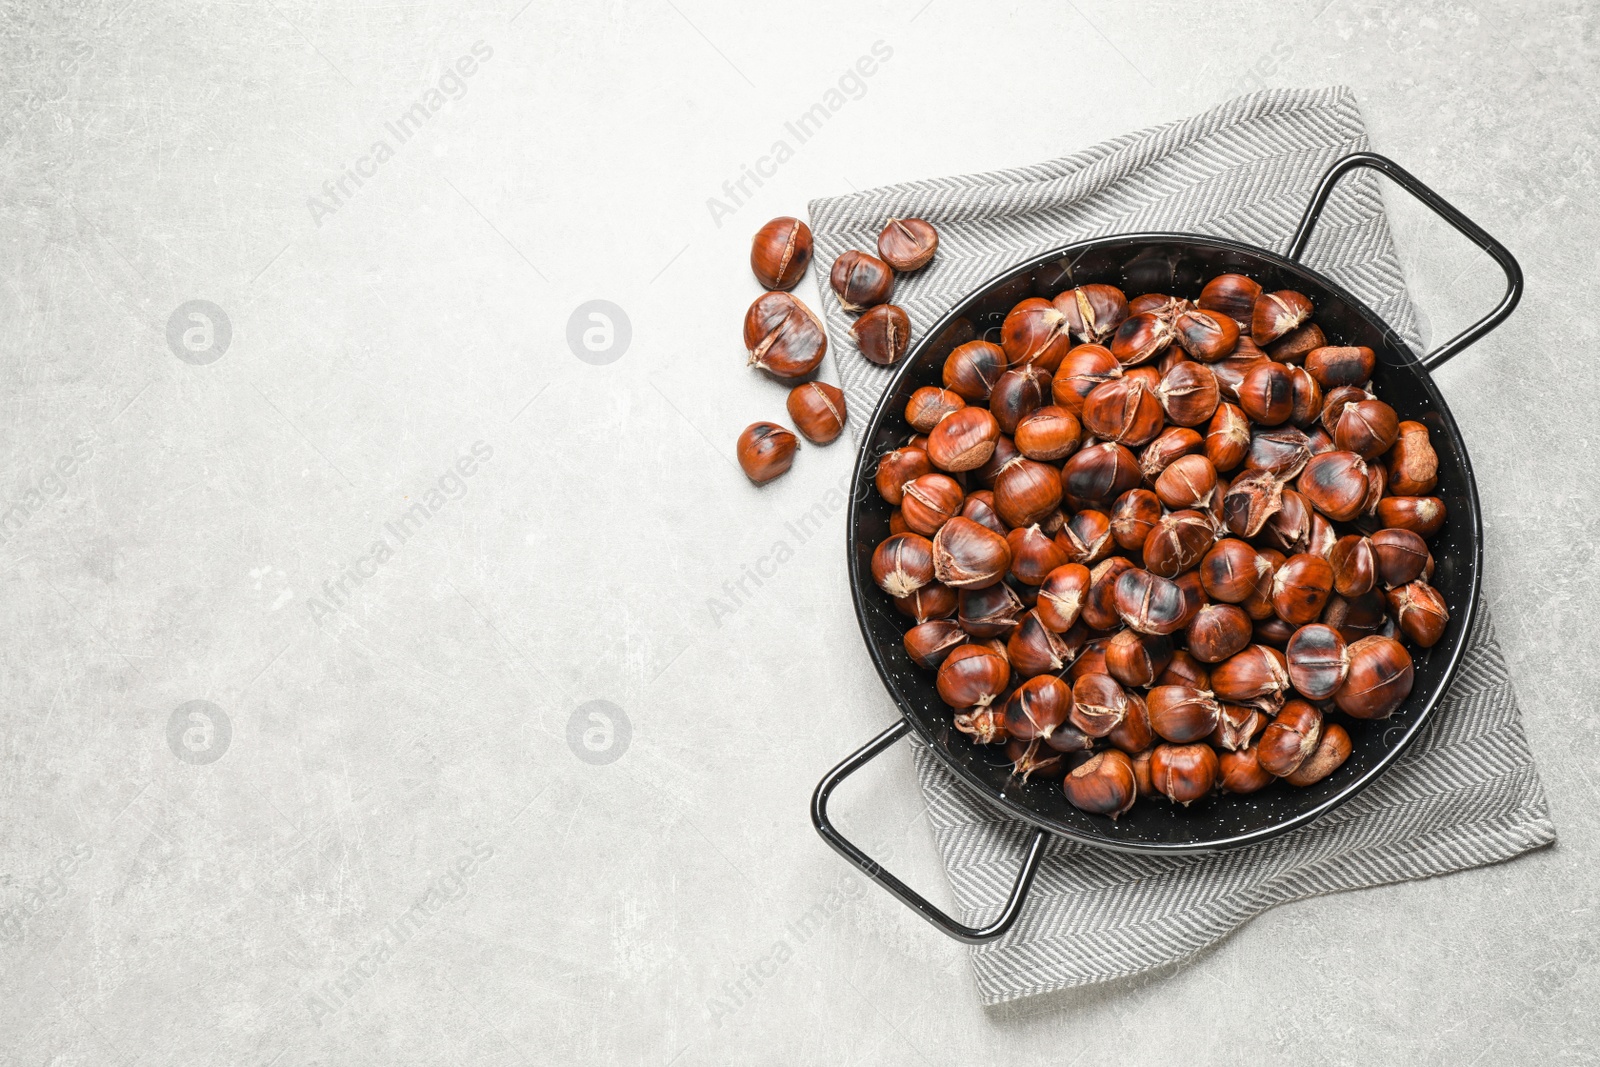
[806,86,1556,1004]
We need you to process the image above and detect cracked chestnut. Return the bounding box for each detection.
[899,473,963,535]
[1054,284,1130,344]
[744,292,827,379]
[903,618,965,669]
[1051,344,1121,414]
[1014,405,1081,460]
[736,422,797,483]
[1256,699,1323,777]
[872,532,935,598]
[1283,723,1351,786]
[927,406,1000,472]
[875,447,929,505]
[750,216,813,290]
[1334,635,1414,719]
[1149,743,1219,805]
[932,516,1012,589]
[1147,685,1223,744]
[936,643,1010,708]
[876,217,939,271]
[1386,420,1438,496]
[1037,563,1092,632]
[851,303,911,366]
[1106,628,1174,688]
[786,381,847,444]
[1387,580,1449,647]
[943,340,1008,402]
[829,249,894,312]
[1063,750,1139,819]
[1284,622,1349,700]
[1001,297,1073,372]
[1197,273,1261,329]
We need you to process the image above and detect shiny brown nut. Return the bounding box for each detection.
[1068,639,1110,683]
[871,532,935,598]
[959,489,1007,536]
[989,366,1051,434]
[1001,674,1074,741]
[1219,746,1275,794]
[1283,723,1352,786]
[1257,698,1323,777]
[1054,284,1130,344]
[1140,426,1205,484]
[1173,571,1207,629]
[1297,450,1370,522]
[1149,743,1219,805]
[1269,321,1327,364]
[1197,273,1261,329]
[1001,297,1074,372]
[1334,635,1414,719]
[1156,360,1222,426]
[1261,489,1312,555]
[1326,535,1376,597]
[1211,702,1266,753]
[943,340,1009,402]
[1213,347,1270,404]
[1014,405,1081,460]
[1287,365,1323,427]
[1146,685,1223,743]
[899,473,964,535]
[786,381,847,444]
[1237,361,1296,426]
[1251,290,1313,345]
[1142,510,1216,579]
[1186,603,1253,663]
[1199,538,1262,603]
[953,705,1006,745]
[1008,611,1082,677]
[1082,377,1165,446]
[1308,512,1337,560]
[1387,580,1449,647]
[1371,528,1430,588]
[1062,442,1141,509]
[894,579,955,625]
[736,422,798,483]
[932,516,1012,589]
[744,292,827,379]
[876,217,938,271]
[851,303,911,366]
[1006,738,1064,781]
[750,216,813,290]
[1306,425,1335,456]
[1062,750,1138,818]
[1385,420,1439,496]
[1007,525,1068,585]
[1042,717,1096,755]
[1055,508,1113,565]
[1037,563,1092,632]
[1051,344,1121,414]
[936,643,1009,708]
[1113,567,1188,635]
[1109,488,1163,551]
[1154,454,1219,511]
[905,386,965,433]
[1305,345,1376,389]
[1129,748,1156,797]
[829,249,894,312]
[1173,308,1240,362]
[1210,644,1291,708]
[1222,468,1285,538]
[993,457,1063,528]
[1105,629,1174,688]
[1157,649,1209,690]
[1271,553,1335,626]
[927,407,1000,472]
[1246,426,1313,480]
[1128,293,1192,320]
[875,447,930,505]
[1375,496,1446,539]
[1081,556,1135,631]
[957,582,1025,638]
[1333,398,1400,459]
[972,435,1019,490]
[1070,673,1130,737]
[1321,589,1387,645]
[1205,402,1252,472]
[1254,616,1296,648]
[1320,384,1372,432]
[1109,311,1176,366]
[903,618,965,669]
[1241,548,1285,621]
[1284,622,1349,700]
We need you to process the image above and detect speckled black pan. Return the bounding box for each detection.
[811,154,1523,942]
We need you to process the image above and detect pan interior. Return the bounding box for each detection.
[848,235,1481,853]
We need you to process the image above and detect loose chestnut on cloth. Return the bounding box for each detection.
[828,249,894,312]
[851,303,911,366]
[876,217,938,271]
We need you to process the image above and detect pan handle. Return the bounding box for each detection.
[1285,151,1523,370]
[810,717,1050,944]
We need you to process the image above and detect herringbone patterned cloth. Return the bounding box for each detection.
[808,86,1555,1003]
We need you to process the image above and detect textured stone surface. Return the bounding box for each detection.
[0,0,1594,1063]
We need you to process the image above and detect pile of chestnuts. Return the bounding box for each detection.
[737,215,939,484]
[869,272,1450,818]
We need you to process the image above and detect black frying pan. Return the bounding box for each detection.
[811,154,1522,942]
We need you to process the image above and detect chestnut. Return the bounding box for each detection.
[943,340,1008,402]
[1056,508,1113,565]
[1148,743,1219,805]
[1110,488,1163,551]
[1158,650,1209,690]
[1211,702,1266,752]
[905,386,965,433]
[1297,450,1370,522]
[1219,746,1274,794]
[1271,552,1335,626]
[1106,628,1174,688]
[1287,365,1323,428]
[1007,524,1068,585]
[1334,635,1414,719]
[1242,548,1285,622]
[1186,603,1253,663]
[1246,426,1313,480]
[1305,345,1376,389]
[954,706,1006,745]
[1139,426,1205,483]
[1070,673,1129,737]
[1146,685,1222,744]
[876,217,938,271]
[960,489,1007,536]
[1006,738,1064,782]
[1149,362,1218,429]
[900,473,964,535]
[1082,377,1165,446]
[1055,284,1130,344]
[1173,308,1240,363]
[1128,293,1192,320]
[1222,468,1285,539]
[829,249,894,312]
[1333,398,1400,459]
[1051,344,1121,414]
[1001,297,1073,372]
[1003,674,1074,740]
[958,582,1026,638]
[1200,538,1261,603]
[1109,311,1176,366]
[1210,644,1290,708]
[876,447,930,505]
[1068,638,1111,683]
[927,406,1001,472]
[1283,723,1352,786]
[736,422,798,483]
[1386,420,1439,496]
[895,583,957,625]
[1113,567,1188,635]
[1254,616,1296,647]
[989,365,1051,434]
[750,216,813,290]
[973,435,1020,489]
[1284,622,1349,700]
[1237,361,1296,426]
[936,643,1010,708]
[744,292,827,379]
[888,509,909,535]
[1081,556,1135,631]
[1261,489,1311,555]
[1320,384,1372,433]
[1063,750,1139,819]
[1062,442,1142,508]
[786,381,847,444]
[1308,512,1337,560]
[903,618,965,669]
[1130,748,1156,797]
[1321,589,1387,645]
[1173,571,1207,629]
[1036,563,1091,633]
[851,303,911,366]
[1306,425,1335,456]
[1042,719,1096,754]
[1205,402,1251,472]
[1327,535,1377,597]
[1387,580,1448,647]
[1198,274,1261,329]
[1269,321,1327,364]
[871,532,935,598]
[1154,454,1218,511]
[1375,496,1446,539]
[1212,348,1269,404]
[932,516,1012,589]
[1142,510,1216,578]
[994,457,1063,528]
[1251,290,1313,345]
[1257,699,1322,777]
[1371,528,1430,588]
[1014,405,1081,460]
[1009,608,1084,676]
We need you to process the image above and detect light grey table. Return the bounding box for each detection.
[1,1,1594,1063]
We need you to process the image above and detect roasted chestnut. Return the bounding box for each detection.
[1321,589,1387,645]
[1147,685,1222,744]
[1037,563,1092,632]
[958,582,1026,638]
[1082,377,1165,446]
[1241,548,1285,622]
[1001,298,1073,371]
[1148,743,1219,805]
[851,303,912,366]
[876,217,939,271]
[960,489,1008,536]
[1205,402,1252,472]
[927,406,1001,472]
[894,579,954,627]
[1070,673,1130,737]
[1113,567,1188,635]
[1245,427,1313,479]
[1109,488,1163,551]
[1157,649,1209,689]
[1061,442,1141,508]
[1333,398,1400,460]
[1006,738,1064,781]
[1287,365,1323,427]
[736,421,798,483]
[1055,284,1130,344]
[1002,674,1075,740]
[953,706,1006,744]
[1106,628,1174,687]
[903,618,965,669]
[1056,508,1113,565]
[1051,344,1121,414]
[905,386,965,432]
[899,473,964,535]
[1375,496,1446,539]
[744,292,827,379]
[1253,616,1297,648]
[936,643,1009,708]
[1326,535,1376,597]
[1142,510,1215,578]
[1109,311,1176,366]
[1237,361,1296,426]
[1199,538,1261,603]
[943,340,1008,402]
[1261,488,1311,555]
[1268,321,1326,364]
[1251,290,1312,345]
[750,216,813,290]
[1297,450,1370,522]
[1271,552,1335,626]
[1213,347,1269,404]
[1173,308,1240,362]
[1283,723,1351,786]
[1081,556,1135,631]
[875,447,930,505]
[871,532,935,598]
[1007,524,1069,585]
[1197,273,1261,329]
[1210,644,1290,709]
[1219,746,1275,794]
[1186,603,1253,663]
[1387,580,1448,647]
[1284,622,1349,700]
[973,435,1020,489]
[1211,702,1266,753]
[1371,527,1430,588]
[1334,635,1414,719]
[1154,454,1219,511]
[931,516,1012,589]
[1221,468,1284,538]
[1385,420,1438,496]
[989,365,1051,434]
[1014,405,1082,460]
[1139,426,1205,483]
[1256,699,1322,777]
[829,249,894,312]
[1063,750,1139,818]
[786,381,847,444]
[993,457,1063,528]
[1305,345,1376,389]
